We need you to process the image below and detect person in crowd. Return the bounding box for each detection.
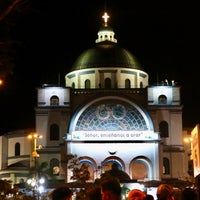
[145,194,154,200]
[182,187,198,200]
[100,176,121,200]
[87,185,102,200]
[128,189,146,200]
[156,184,174,200]
[173,188,181,200]
[51,185,73,200]
[101,163,131,182]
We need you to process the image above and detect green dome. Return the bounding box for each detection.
[71,41,143,71]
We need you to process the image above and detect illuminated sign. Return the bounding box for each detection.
[67,131,158,141]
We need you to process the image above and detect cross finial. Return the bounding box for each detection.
[102,12,109,26]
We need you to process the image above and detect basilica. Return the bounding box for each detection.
[0,12,189,186]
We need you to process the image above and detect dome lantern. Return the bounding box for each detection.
[95,12,117,44]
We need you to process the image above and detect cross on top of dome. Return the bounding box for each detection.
[102,12,109,26]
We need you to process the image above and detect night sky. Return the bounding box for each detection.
[0,0,199,134]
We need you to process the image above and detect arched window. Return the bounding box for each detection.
[158,95,167,104]
[105,78,111,88]
[85,79,90,89]
[72,82,75,88]
[131,158,149,180]
[75,102,148,131]
[163,157,170,174]
[50,95,59,106]
[50,124,59,141]
[15,142,20,156]
[125,79,131,88]
[50,158,60,175]
[159,121,169,138]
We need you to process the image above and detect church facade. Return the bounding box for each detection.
[0,12,188,185]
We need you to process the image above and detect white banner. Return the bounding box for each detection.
[67,131,158,141]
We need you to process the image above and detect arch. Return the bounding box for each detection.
[50,95,59,106]
[50,124,59,140]
[158,94,167,104]
[72,82,75,88]
[125,79,131,88]
[78,156,97,169]
[163,157,170,174]
[130,156,152,180]
[15,142,20,156]
[85,79,90,89]
[101,156,125,172]
[159,121,169,138]
[105,78,111,88]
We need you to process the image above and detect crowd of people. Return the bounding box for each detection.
[50,177,198,200]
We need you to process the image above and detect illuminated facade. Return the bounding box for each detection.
[0,12,187,184]
[191,124,200,178]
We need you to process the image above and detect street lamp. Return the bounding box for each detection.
[28,133,43,168]
[27,133,43,199]
[184,137,193,144]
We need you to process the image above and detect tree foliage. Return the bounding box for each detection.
[29,161,50,180]
[66,154,90,183]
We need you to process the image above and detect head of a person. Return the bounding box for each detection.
[182,188,197,200]
[87,186,102,200]
[100,177,121,200]
[111,163,119,171]
[156,184,174,200]
[145,194,154,200]
[51,185,73,200]
[128,189,146,200]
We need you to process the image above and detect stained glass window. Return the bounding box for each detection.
[75,101,147,131]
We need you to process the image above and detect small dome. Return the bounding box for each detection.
[71,41,143,71]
